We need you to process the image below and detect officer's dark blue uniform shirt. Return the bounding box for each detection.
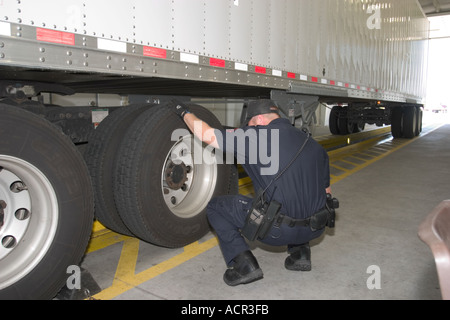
[216,118,330,220]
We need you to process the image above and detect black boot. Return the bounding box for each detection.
[284,243,311,271]
[223,251,263,286]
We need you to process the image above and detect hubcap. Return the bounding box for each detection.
[0,156,58,290]
[0,167,32,260]
[161,135,218,218]
[164,161,189,191]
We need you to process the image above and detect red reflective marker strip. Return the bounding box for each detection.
[209,58,225,68]
[255,66,266,74]
[36,28,75,46]
[287,72,296,79]
[311,77,318,82]
[143,46,167,59]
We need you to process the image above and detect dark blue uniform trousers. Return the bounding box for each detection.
[207,195,325,266]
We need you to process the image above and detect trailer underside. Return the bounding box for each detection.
[0,66,398,107]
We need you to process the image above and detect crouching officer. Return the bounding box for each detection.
[170,99,335,286]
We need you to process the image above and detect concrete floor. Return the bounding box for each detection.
[79,112,449,301]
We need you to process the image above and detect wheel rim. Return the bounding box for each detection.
[161,135,218,219]
[0,155,58,290]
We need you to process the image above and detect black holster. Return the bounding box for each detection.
[241,196,281,242]
[277,194,339,232]
[310,194,339,231]
[309,207,331,231]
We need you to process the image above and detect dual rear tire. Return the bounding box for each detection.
[85,103,238,248]
[330,105,423,139]
[391,106,423,139]
[329,106,365,135]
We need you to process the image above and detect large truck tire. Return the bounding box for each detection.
[391,106,420,139]
[114,103,237,247]
[352,122,365,133]
[416,107,423,136]
[337,107,353,135]
[0,103,94,299]
[391,107,404,138]
[329,106,341,135]
[84,104,154,236]
[403,106,417,139]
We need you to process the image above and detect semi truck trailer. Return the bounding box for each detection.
[0,0,429,299]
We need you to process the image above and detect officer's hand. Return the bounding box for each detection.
[169,100,190,119]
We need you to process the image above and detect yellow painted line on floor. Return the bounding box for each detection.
[85,222,132,254]
[239,176,254,196]
[328,123,444,185]
[92,237,219,300]
[316,126,391,151]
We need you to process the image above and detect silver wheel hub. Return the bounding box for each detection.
[162,135,218,219]
[0,155,58,290]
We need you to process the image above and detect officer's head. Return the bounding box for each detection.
[243,99,280,127]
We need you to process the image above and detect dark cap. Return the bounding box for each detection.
[245,99,280,123]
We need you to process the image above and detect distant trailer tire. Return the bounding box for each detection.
[391,107,404,138]
[403,106,417,139]
[337,107,352,135]
[416,107,423,136]
[352,122,365,133]
[84,104,154,236]
[329,106,341,135]
[0,103,93,300]
[114,104,237,248]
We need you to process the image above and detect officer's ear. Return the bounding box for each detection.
[259,114,272,126]
[250,115,261,126]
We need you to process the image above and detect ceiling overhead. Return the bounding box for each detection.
[419,0,450,16]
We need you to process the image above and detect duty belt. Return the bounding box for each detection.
[276,206,330,228]
[276,214,311,228]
